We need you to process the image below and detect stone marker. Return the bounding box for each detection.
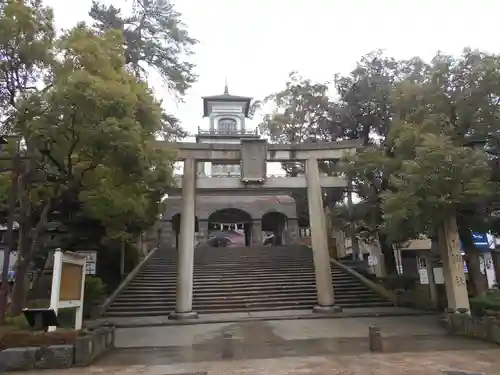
[221,332,234,359]
[368,325,383,352]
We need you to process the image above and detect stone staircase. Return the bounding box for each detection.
[104,245,393,317]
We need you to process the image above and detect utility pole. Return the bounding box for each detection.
[0,136,21,324]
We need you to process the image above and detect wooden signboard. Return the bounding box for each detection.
[59,263,84,301]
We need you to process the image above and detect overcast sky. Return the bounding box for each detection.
[43,0,500,136]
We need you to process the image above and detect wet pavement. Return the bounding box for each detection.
[91,306,434,328]
[112,315,452,348]
[8,315,500,374]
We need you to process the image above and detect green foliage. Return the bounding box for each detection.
[381,124,495,240]
[257,49,500,276]
[470,290,500,316]
[0,0,185,315]
[89,0,197,95]
[124,243,140,272]
[14,22,176,241]
[4,315,30,330]
[0,0,55,124]
[379,274,418,291]
[89,0,197,141]
[84,276,106,307]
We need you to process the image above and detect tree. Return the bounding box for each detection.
[255,73,344,224]
[2,9,175,315]
[388,49,500,295]
[0,0,54,129]
[337,52,429,273]
[381,122,494,302]
[89,0,197,140]
[0,0,55,321]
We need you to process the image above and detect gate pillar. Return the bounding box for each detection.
[305,157,339,312]
[170,157,198,320]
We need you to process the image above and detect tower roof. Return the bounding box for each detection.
[202,83,252,117]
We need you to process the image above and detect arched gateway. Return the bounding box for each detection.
[207,208,251,247]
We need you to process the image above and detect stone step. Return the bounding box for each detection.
[118,292,376,303]
[105,244,393,317]
[149,257,315,262]
[117,288,373,299]
[137,269,348,277]
[118,283,369,296]
[137,268,326,277]
[133,274,318,282]
[117,284,375,295]
[140,263,320,272]
[135,275,348,282]
[128,275,359,289]
[126,280,331,290]
[111,293,384,306]
[133,273,318,281]
[107,299,318,312]
[110,294,320,306]
[105,300,394,317]
[104,304,313,317]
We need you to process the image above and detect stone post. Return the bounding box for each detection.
[333,227,346,258]
[198,219,209,247]
[368,326,383,352]
[169,158,198,320]
[440,216,470,313]
[251,219,262,245]
[305,157,339,313]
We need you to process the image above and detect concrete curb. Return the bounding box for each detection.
[98,247,160,318]
[330,257,399,305]
[108,310,438,329]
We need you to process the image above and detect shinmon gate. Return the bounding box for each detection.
[158,138,360,319]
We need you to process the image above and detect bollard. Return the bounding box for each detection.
[221,332,234,359]
[368,325,383,352]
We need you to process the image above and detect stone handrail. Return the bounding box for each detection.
[330,257,399,305]
[97,247,159,317]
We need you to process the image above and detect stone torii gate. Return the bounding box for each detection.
[160,138,360,319]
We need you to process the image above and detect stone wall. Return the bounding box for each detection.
[0,326,115,372]
[444,311,500,345]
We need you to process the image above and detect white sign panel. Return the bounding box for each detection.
[368,255,378,266]
[418,268,429,284]
[77,251,97,275]
[433,267,445,284]
[49,249,86,331]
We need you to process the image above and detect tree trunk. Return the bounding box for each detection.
[378,232,397,275]
[9,260,30,316]
[456,220,487,297]
[9,201,51,316]
[465,250,487,297]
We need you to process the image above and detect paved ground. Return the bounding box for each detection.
[92,306,432,328]
[112,315,450,348]
[9,315,500,374]
[11,351,500,374]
